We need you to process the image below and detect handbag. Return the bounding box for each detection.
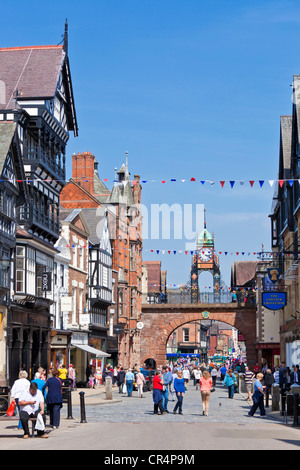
[35,412,45,431]
[122,383,127,394]
[6,401,15,417]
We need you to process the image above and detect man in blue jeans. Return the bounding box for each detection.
[161,366,172,412]
[125,369,134,397]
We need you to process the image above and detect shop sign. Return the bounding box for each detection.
[262,292,287,310]
[42,272,52,292]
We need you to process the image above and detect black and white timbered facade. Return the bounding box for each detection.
[83,208,113,353]
[0,22,78,386]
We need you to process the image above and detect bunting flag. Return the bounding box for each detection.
[4,178,300,187]
[64,242,296,258]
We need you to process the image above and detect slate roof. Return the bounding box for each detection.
[0,45,66,109]
[93,169,111,202]
[231,261,259,287]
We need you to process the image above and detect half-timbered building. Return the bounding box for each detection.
[0,21,78,385]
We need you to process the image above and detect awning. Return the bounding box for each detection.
[71,342,111,357]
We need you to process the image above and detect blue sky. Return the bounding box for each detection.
[2,0,300,287]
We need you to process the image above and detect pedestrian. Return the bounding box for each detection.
[153,370,165,415]
[220,364,227,382]
[135,368,146,398]
[58,364,68,381]
[42,369,63,429]
[170,368,177,401]
[273,367,280,384]
[279,362,288,388]
[200,370,213,416]
[161,366,172,412]
[194,367,202,390]
[117,367,126,393]
[254,363,260,376]
[211,366,218,388]
[173,370,185,415]
[291,365,300,385]
[113,366,118,386]
[31,372,45,393]
[223,369,237,399]
[102,364,113,383]
[18,382,48,439]
[125,368,134,397]
[244,366,255,401]
[68,364,76,390]
[264,368,274,407]
[10,370,31,430]
[248,373,266,418]
[182,366,190,390]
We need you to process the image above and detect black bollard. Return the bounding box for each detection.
[292,393,299,427]
[280,388,286,416]
[265,388,269,408]
[67,388,73,419]
[79,391,87,423]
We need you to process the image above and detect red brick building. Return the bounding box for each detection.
[60,151,143,368]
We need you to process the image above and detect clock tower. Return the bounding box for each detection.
[191,211,221,303]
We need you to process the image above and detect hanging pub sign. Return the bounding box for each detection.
[41,272,52,292]
[267,267,281,284]
[262,291,287,311]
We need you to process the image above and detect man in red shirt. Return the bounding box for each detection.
[152,371,166,415]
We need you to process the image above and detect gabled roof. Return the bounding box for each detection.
[0,45,65,107]
[0,44,78,135]
[59,208,90,236]
[80,208,112,252]
[60,178,103,207]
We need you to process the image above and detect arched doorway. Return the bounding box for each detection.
[141,303,256,368]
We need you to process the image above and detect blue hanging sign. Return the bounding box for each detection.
[262,292,287,311]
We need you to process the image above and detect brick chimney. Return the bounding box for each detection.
[72,152,95,194]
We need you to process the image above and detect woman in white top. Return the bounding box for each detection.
[194,367,202,390]
[182,367,190,390]
[10,370,30,429]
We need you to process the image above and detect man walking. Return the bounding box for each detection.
[161,366,172,412]
[125,368,134,397]
[244,366,255,401]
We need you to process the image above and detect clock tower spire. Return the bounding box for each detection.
[191,210,221,303]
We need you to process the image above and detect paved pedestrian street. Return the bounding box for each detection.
[1,381,300,452]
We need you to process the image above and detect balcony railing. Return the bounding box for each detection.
[26,147,65,179]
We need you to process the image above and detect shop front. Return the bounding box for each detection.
[256,342,280,369]
[49,330,72,371]
[70,331,110,386]
[7,302,51,386]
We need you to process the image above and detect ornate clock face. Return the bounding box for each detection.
[199,248,213,262]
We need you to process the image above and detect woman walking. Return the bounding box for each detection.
[42,369,63,429]
[200,370,213,416]
[194,367,202,391]
[173,370,185,415]
[136,368,146,398]
[152,370,165,415]
[248,373,266,417]
[223,369,237,399]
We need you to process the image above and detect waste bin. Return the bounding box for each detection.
[0,386,9,416]
[61,379,72,403]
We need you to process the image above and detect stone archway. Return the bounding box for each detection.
[140,303,256,367]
